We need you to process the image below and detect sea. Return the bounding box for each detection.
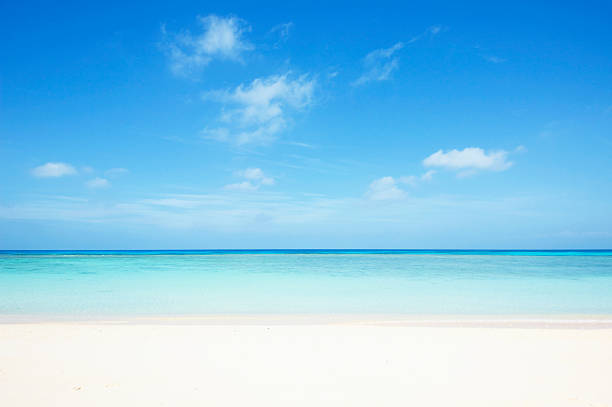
[1,250,611,317]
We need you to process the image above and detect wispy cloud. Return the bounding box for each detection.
[423,147,513,176]
[406,25,444,43]
[353,25,443,86]
[0,191,348,230]
[141,198,201,208]
[202,73,315,145]
[161,14,253,77]
[31,162,77,178]
[30,163,127,187]
[352,42,404,86]
[284,141,315,148]
[0,188,563,244]
[224,168,275,191]
[85,177,110,189]
[268,22,293,46]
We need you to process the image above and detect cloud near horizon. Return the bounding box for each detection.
[31,162,77,178]
[423,147,513,176]
[203,73,315,145]
[366,145,516,199]
[162,14,253,76]
[367,170,435,201]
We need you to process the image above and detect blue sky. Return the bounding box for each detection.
[1,1,611,249]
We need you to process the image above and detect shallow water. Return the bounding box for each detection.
[1,250,611,316]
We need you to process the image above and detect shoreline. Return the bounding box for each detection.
[3,313,612,328]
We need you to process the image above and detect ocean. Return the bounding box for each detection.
[1,250,611,317]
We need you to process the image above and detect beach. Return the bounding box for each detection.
[5,1,612,404]
[2,318,612,406]
[2,252,612,405]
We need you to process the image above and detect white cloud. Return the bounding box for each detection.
[366,176,406,201]
[203,73,315,145]
[31,162,77,178]
[86,177,110,189]
[105,168,129,177]
[240,167,275,185]
[352,42,403,86]
[224,168,275,191]
[423,147,513,174]
[224,181,259,192]
[162,15,253,76]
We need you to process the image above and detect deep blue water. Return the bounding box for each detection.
[1,250,611,316]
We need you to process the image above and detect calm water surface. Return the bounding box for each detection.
[1,250,611,316]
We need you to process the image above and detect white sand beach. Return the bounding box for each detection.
[1,318,612,406]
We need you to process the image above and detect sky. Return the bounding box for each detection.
[1,0,611,249]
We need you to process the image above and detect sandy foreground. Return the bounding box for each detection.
[1,318,612,406]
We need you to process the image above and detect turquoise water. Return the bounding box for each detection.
[1,250,612,316]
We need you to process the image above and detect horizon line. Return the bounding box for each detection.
[2,249,611,252]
